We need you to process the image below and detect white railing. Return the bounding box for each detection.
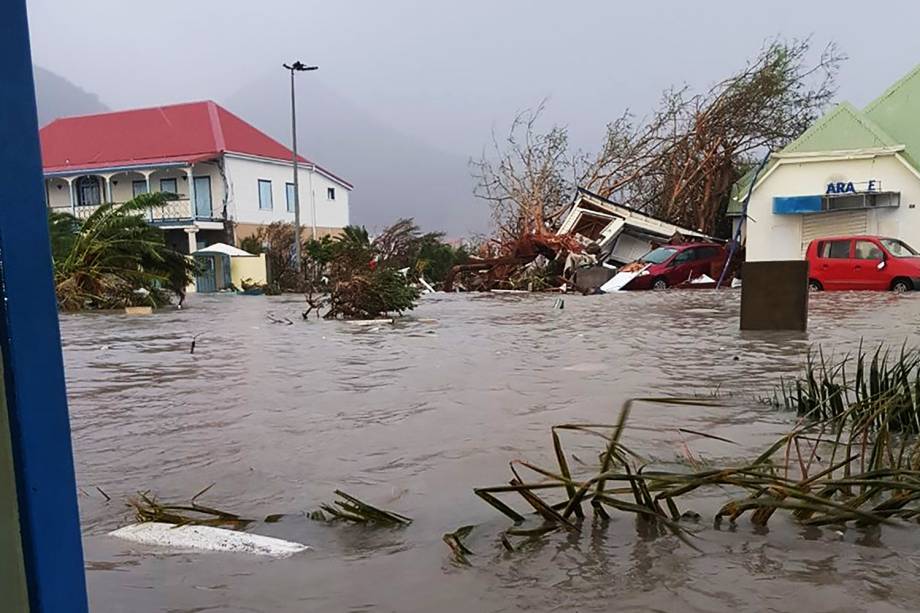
[54,199,221,224]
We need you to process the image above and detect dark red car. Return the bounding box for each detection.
[623,242,726,290]
[805,235,920,292]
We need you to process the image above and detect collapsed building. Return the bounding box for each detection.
[557,189,715,266]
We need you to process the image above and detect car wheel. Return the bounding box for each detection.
[892,279,912,293]
[807,280,822,292]
[652,278,668,290]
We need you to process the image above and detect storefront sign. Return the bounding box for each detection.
[826,179,880,194]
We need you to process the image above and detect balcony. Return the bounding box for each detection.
[59,199,224,227]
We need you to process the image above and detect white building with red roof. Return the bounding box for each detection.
[40,100,352,253]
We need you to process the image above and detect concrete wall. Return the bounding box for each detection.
[230,254,267,287]
[746,154,920,261]
[223,154,350,230]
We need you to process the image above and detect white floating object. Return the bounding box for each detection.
[346,318,395,325]
[689,273,715,285]
[110,523,310,558]
[600,269,644,292]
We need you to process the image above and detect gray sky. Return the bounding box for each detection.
[26,0,920,159]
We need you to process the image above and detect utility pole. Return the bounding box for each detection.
[283,61,318,272]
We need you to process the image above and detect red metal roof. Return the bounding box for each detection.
[40,101,352,188]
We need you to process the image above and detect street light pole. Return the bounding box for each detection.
[283,61,318,272]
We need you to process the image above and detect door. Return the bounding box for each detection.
[666,248,698,284]
[193,176,212,218]
[693,246,722,279]
[814,239,853,290]
[801,211,868,257]
[195,255,217,293]
[852,239,888,290]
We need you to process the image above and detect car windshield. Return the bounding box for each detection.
[880,238,919,257]
[639,247,678,264]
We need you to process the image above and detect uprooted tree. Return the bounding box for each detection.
[471,38,844,254]
[298,218,470,319]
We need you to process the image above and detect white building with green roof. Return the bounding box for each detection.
[730,64,920,261]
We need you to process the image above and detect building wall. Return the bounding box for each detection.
[43,161,227,213]
[745,154,920,261]
[230,254,267,287]
[222,154,350,231]
[232,222,343,244]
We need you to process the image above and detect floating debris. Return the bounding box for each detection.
[127,486,253,529]
[319,490,412,525]
[442,525,476,565]
[110,522,309,558]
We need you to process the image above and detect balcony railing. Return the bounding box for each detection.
[53,200,224,224]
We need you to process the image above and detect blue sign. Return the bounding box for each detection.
[826,179,879,194]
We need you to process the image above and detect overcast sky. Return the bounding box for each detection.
[25,0,920,159]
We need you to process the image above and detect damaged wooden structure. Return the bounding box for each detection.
[443,188,721,293]
[558,189,714,266]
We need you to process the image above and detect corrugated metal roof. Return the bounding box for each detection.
[39,101,353,188]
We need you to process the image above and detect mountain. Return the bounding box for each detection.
[33,66,108,127]
[223,75,488,235]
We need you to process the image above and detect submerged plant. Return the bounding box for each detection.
[775,343,920,432]
[471,387,920,555]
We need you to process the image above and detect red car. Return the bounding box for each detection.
[623,242,726,290]
[805,235,920,292]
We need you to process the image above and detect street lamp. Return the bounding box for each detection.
[283,61,318,272]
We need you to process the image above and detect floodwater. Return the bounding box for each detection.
[61,290,920,612]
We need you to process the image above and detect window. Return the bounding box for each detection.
[639,247,678,264]
[819,240,851,259]
[286,182,296,213]
[880,238,919,257]
[327,187,336,200]
[696,246,721,259]
[258,179,273,210]
[75,176,101,206]
[854,240,884,260]
[159,178,178,195]
[673,249,697,264]
[132,180,148,198]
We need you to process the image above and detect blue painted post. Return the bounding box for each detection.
[0,2,90,612]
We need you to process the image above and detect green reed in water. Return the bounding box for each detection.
[468,379,920,557]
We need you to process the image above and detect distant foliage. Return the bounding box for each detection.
[474,38,844,238]
[50,194,196,311]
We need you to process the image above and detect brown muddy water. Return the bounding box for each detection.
[61,290,920,612]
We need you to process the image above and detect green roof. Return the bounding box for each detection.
[728,64,920,215]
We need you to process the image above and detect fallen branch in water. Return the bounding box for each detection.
[318,490,412,525]
[127,484,253,529]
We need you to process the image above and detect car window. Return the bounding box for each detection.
[696,246,720,259]
[854,240,884,260]
[880,238,919,257]
[639,247,678,264]
[818,240,851,259]
[673,249,696,264]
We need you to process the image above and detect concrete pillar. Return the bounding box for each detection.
[142,172,153,220]
[185,226,198,254]
[187,166,196,219]
[103,175,112,204]
[66,178,75,214]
